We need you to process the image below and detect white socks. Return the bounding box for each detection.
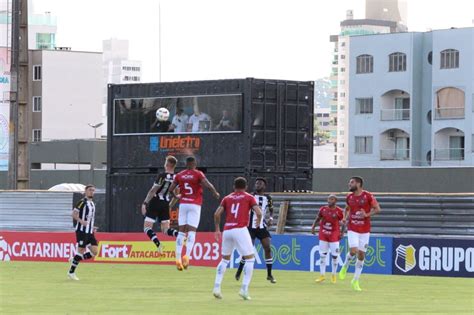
[354,259,364,280]
[331,256,338,275]
[185,231,196,257]
[214,259,229,290]
[343,252,355,268]
[241,258,255,292]
[176,232,186,259]
[319,253,327,276]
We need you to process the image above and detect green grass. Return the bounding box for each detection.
[0,262,473,314]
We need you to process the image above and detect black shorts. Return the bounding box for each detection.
[248,227,271,241]
[145,198,170,223]
[76,231,98,248]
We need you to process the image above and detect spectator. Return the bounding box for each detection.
[188,103,211,132]
[170,106,189,133]
[214,110,236,131]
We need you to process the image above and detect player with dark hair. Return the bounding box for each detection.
[339,176,381,291]
[235,177,276,283]
[169,156,220,271]
[141,155,180,252]
[213,177,262,300]
[311,194,344,283]
[68,184,98,280]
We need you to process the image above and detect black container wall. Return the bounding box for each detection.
[106,78,314,232]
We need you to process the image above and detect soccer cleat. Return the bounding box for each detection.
[213,288,223,299]
[351,279,362,291]
[267,275,277,284]
[176,259,184,271]
[67,273,79,281]
[339,264,348,280]
[239,290,251,301]
[331,275,337,284]
[315,276,325,283]
[235,272,241,281]
[182,255,190,270]
[156,243,163,255]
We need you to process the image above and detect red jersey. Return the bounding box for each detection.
[174,169,206,205]
[221,192,257,231]
[346,191,378,233]
[318,206,344,242]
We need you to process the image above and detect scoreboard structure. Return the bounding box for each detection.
[106,78,314,232]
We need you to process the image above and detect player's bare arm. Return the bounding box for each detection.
[213,206,225,241]
[168,181,181,199]
[72,208,88,226]
[364,202,381,218]
[202,178,220,199]
[169,187,180,208]
[268,196,274,226]
[343,205,350,223]
[311,214,321,235]
[141,184,161,215]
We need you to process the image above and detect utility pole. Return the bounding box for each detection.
[8,0,29,189]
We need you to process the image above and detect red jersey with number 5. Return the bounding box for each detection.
[174,169,205,205]
[318,206,344,242]
[221,192,257,230]
[346,190,378,233]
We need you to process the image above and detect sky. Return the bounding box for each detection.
[31,0,474,83]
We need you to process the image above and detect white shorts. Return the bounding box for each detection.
[221,227,254,257]
[347,230,370,252]
[319,240,340,256]
[178,204,201,228]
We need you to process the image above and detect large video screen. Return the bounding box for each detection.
[113,94,242,135]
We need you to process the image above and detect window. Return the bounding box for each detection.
[33,65,42,81]
[435,87,465,119]
[339,80,345,85]
[389,52,406,72]
[113,94,243,135]
[339,105,345,110]
[322,113,329,118]
[355,136,373,154]
[340,67,345,72]
[427,51,433,65]
[339,92,345,97]
[33,96,42,112]
[440,49,459,69]
[341,42,346,47]
[33,129,42,142]
[356,98,373,114]
[339,130,344,135]
[340,55,346,59]
[356,54,373,74]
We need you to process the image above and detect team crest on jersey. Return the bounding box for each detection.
[395,244,416,273]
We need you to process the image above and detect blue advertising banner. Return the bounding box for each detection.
[229,234,393,275]
[393,238,474,278]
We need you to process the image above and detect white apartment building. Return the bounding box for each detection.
[347,27,474,167]
[30,49,103,141]
[102,38,142,136]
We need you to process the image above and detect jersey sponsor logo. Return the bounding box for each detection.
[395,244,416,273]
[96,241,176,262]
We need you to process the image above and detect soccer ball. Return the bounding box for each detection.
[156,108,170,122]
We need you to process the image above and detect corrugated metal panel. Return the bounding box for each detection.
[271,193,474,237]
[0,192,74,231]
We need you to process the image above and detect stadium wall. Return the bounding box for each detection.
[0,231,472,278]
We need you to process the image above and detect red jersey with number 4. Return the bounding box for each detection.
[318,206,344,242]
[174,169,205,205]
[346,191,378,233]
[221,192,257,231]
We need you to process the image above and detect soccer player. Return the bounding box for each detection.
[68,184,98,281]
[311,194,344,284]
[339,176,381,291]
[141,155,180,252]
[169,156,220,270]
[213,177,262,300]
[235,177,276,283]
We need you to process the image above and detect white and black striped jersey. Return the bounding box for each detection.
[153,172,175,202]
[74,198,96,234]
[249,193,274,229]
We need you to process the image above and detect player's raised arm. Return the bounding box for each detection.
[214,205,225,241]
[202,177,220,200]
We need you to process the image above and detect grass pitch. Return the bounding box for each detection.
[0,261,473,314]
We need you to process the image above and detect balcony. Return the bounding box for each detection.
[381,109,410,121]
[434,127,465,161]
[434,107,465,120]
[380,128,410,161]
[380,89,410,121]
[434,149,464,161]
[380,149,410,160]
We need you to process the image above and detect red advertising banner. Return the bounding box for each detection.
[0,231,221,267]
